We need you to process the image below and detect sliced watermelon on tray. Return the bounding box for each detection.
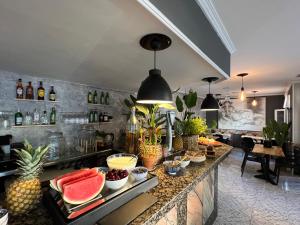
[56,168,98,192]
[62,172,106,205]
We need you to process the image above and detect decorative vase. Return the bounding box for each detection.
[140,144,162,170]
[263,140,272,148]
[182,135,199,151]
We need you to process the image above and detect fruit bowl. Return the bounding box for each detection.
[163,161,181,175]
[131,167,148,181]
[105,169,129,190]
[174,156,190,168]
[106,153,137,170]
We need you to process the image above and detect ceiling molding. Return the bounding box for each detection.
[137,0,230,79]
[195,0,236,54]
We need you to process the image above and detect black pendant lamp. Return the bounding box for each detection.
[137,33,173,104]
[201,77,219,111]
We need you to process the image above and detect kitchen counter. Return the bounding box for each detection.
[1,144,232,225]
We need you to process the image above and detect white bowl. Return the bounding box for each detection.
[174,156,190,168]
[105,175,128,190]
[131,167,148,181]
[106,153,137,171]
[0,209,8,225]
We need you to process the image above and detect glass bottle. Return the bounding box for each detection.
[94,111,99,122]
[37,81,45,100]
[104,92,109,105]
[33,108,40,125]
[24,112,33,125]
[88,91,93,103]
[125,107,139,154]
[15,109,23,126]
[16,79,24,99]
[49,86,56,101]
[89,111,94,123]
[93,91,98,104]
[40,110,48,125]
[50,107,56,124]
[103,112,109,122]
[25,81,34,99]
[100,92,105,104]
[99,112,103,122]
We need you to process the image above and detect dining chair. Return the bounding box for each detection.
[241,137,263,176]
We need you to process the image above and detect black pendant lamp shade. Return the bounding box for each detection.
[201,77,219,111]
[137,33,173,104]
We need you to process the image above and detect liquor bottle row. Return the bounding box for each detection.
[88,111,111,123]
[14,108,56,126]
[16,79,56,101]
[87,91,110,105]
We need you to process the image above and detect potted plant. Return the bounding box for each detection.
[263,121,275,148]
[181,117,207,150]
[6,140,49,215]
[136,103,175,170]
[272,120,291,150]
[175,90,208,150]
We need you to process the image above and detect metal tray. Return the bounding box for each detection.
[43,173,158,225]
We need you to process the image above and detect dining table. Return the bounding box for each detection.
[252,144,285,185]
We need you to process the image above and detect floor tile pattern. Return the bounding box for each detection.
[214,149,300,225]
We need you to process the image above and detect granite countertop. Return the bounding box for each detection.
[1,144,232,225]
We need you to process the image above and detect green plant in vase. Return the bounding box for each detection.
[263,121,275,148]
[175,90,208,150]
[136,103,175,170]
[272,120,291,149]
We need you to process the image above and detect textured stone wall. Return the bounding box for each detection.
[0,70,131,148]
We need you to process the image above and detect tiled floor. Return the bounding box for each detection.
[214,149,300,225]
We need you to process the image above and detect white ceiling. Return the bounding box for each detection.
[198,0,300,98]
[0,0,224,93]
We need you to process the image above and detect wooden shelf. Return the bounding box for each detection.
[63,122,112,126]
[15,99,60,103]
[12,124,57,128]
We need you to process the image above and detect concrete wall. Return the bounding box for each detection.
[0,70,130,148]
[292,83,300,144]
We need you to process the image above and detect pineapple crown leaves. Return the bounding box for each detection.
[14,140,49,179]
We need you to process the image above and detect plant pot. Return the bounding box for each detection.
[140,144,162,170]
[263,140,272,148]
[182,135,199,151]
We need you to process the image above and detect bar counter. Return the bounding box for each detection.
[2,144,232,225]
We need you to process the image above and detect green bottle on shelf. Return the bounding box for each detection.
[104,92,109,105]
[93,91,98,104]
[100,92,105,105]
[50,107,56,125]
[15,108,23,126]
[88,91,93,103]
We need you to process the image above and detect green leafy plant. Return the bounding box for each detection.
[182,117,207,136]
[136,104,175,146]
[263,121,275,141]
[210,120,218,129]
[272,120,291,147]
[174,120,183,136]
[175,90,198,121]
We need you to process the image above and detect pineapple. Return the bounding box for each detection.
[173,120,183,151]
[6,140,49,215]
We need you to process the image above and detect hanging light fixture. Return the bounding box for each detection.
[201,77,219,111]
[237,73,248,101]
[137,33,172,104]
[252,91,258,106]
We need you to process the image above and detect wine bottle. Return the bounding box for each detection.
[93,91,98,104]
[25,81,34,99]
[16,79,24,99]
[37,81,45,100]
[50,107,56,124]
[49,86,56,101]
[104,92,109,105]
[88,91,93,103]
[100,92,105,104]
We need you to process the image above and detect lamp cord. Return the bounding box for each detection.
[154,50,157,69]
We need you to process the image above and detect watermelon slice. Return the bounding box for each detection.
[56,168,98,192]
[62,172,105,205]
[50,169,88,191]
